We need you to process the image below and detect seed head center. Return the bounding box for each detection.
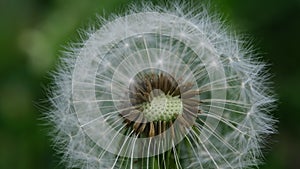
[141,93,183,122]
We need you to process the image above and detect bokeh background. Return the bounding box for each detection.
[0,0,299,168]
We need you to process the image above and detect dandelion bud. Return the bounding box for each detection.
[46,2,276,169]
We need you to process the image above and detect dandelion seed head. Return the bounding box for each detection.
[46,2,276,169]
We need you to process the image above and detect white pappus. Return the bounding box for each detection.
[45,2,277,169]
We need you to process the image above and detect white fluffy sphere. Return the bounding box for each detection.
[46,2,276,169]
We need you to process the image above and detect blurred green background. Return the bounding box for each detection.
[0,0,299,168]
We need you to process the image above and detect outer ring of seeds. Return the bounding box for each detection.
[72,12,227,158]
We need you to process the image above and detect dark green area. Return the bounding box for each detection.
[0,0,299,168]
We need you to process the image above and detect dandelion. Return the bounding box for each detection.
[46,2,276,169]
